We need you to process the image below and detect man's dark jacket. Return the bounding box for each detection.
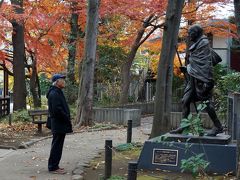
[47,86,73,134]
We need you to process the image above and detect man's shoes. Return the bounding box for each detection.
[206,126,223,136]
[169,127,184,134]
[49,168,66,174]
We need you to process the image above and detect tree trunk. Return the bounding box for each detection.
[75,0,99,127]
[234,0,240,178]
[120,45,139,104]
[150,0,185,138]
[29,54,41,108]
[11,0,27,110]
[234,0,240,40]
[65,1,79,104]
[119,15,161,104]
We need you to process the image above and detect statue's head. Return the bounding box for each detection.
[188,24,203,42]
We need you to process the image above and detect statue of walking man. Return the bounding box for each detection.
[170,24,223,136]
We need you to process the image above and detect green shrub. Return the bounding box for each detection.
[108,176,126,180]
[90,123,118,130]
[41,96,48,108]
[180,103,206,136]
[115,142,142,151]
[100,176,126,180]
[69,105,77,119]
[94,82,121,107]
[12,109,31,122]
[181,153,209,177]
[214,66,240,120]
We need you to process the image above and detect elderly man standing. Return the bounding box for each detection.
[170,24,223,136]
[47,74,73,174]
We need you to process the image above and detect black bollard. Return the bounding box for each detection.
[127,161,138,180]
[127,120,132,143]
[104,139,112,179]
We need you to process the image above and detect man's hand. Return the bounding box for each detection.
[179,66,187,73]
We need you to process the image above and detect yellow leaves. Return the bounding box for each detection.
[173,55,185,79]
[174,43,186,78]
[142,35,162,54]
[149,57,159,78]
[142,38,186,79]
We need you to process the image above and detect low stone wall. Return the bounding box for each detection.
[114,102,154,115]
[93,107,212,129]
[115,102,201,115]
[93,107,141,127]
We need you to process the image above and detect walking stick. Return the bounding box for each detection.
[175,46,198,113]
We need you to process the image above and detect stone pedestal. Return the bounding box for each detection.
[161,133,231,145]
[138,134,237,175]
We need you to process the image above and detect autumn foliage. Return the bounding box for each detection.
[0,0,236,85]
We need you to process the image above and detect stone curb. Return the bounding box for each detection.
[18,135,52,149]
[0,145,17,150]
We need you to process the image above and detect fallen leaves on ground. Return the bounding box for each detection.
[0,122,35,137]
[0,122,51,148]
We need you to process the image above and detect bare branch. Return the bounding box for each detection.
[139,22,164,46]
[182,2,204,15]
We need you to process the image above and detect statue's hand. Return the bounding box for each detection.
[179,66,187,73]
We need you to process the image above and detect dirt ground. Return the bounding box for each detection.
[0,122,51,149]
[83,146,236,180]
[0,122,237,179]
[0,122,120,149]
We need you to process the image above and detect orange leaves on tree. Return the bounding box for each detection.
[0,51,6,63]
[174,43,185,78]
[99,0,167,51]
[0,0,235,79]
[24,0,72,74]
[141,37,186,79]
[140,36,161,76]
[181,0,235,38]
[204,20,237,38]
[100,0,167,21]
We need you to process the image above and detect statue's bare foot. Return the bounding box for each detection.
[206,126,223,136]
[169,127,184,134]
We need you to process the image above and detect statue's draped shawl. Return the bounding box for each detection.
[187,35,213,83]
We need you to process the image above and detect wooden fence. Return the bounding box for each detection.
[0,97,10,117]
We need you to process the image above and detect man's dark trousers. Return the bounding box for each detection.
[48,133,66,171]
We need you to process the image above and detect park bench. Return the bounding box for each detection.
[28,109,48,133]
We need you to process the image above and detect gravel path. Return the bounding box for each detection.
[0,117,151,180]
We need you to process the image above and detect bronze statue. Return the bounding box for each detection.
[170,24,223,136]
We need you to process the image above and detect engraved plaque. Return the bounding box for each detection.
[152,148,178,166]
